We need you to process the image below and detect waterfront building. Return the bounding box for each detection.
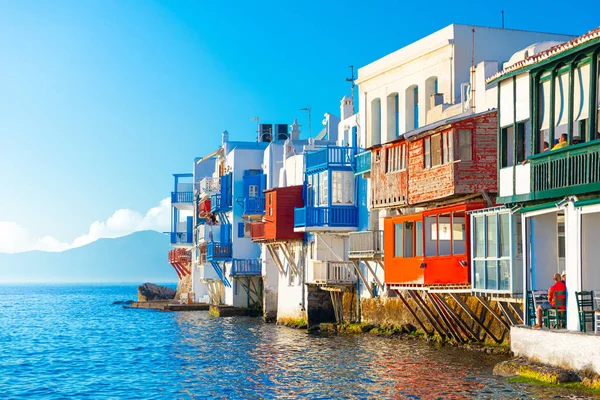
[483,27,600,333]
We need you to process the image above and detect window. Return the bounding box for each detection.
[386,144,406,173]
[452,211,466,255]
[431,134,442,167]
[516,120,530,163]
[472,211,514,291]
[425,216,437,256]
[319,171,328,206]
[424,138,431,168]
[538,76,551,153]
[248,185,259,198]
[404,221,414,257]
[437,213,451,256]
[415,221,423,256]
[268,193,273,216]
[394,224,403,257]
[442,131,454,164]
[331,171,354,204]
[554,71,569,140]
[501,126,515,167]
[238,222,251,238]
[458,129,472,161]
[413,87,419,129]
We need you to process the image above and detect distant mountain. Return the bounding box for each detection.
[0,230,178,283]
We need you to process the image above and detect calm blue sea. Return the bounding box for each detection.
[0,285,592,399]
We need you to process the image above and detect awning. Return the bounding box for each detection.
[520,201,558,214]
[574,197,600,208]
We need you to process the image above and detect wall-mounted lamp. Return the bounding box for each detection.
[419,262,427,269]
[459,260,468,268]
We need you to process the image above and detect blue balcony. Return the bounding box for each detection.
[305,146,357,174]
[294,206,358,229]
[230,259,262,277]
[170,232,193,245]
[242,197,266,215]
[211,193,232,213]
[207,242,232,261]
[171,191,193,204]
[355,150,372,175]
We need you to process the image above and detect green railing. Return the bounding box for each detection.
[354,150,372,175]
[530,140,600,200]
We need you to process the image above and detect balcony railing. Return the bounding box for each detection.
[207,242,232,261]
[250,222,265,241]
[305,146,357,174]
[168,248,192,264]
[530,140,600,200]
[211,193,232,212]
[230,259,262,277]
[348,230,384,259]
[197,177,220,198]
[170,232,193,245]
[171,191,193,204]
[309,261,357,285]
[243,197,266,215]
[355,150,372,175]
[294,206,358,229]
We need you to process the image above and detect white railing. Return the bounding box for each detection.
[309,260,356,285]
[196,177,220,197]
[348,231,384,258]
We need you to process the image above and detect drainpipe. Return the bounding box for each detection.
[301,240,306,312]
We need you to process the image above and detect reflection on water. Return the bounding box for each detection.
[0,285,595,399]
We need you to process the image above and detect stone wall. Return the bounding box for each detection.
[306,285,335,328]
[175,275,192,301]
[358,293,512,344]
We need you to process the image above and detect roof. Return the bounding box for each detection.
[487,26,600,84]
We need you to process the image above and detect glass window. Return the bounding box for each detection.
[332,171,342,204]
[452,212,466,255]
[404,221,414,257]
[486,260,498,290]
[415,221,423,256]
[320,171,328,206]
[394,224,403,257]
[499,213,510,257]
[539,77,551,153]
[458,129,472,161]
[431,134,442,166]
[515,215,523,258]
[474,216,485,258]
[516,121,530,162]
[425,216,437,256]
[443,131,454,164]
[424,138,431,168]
[249,185,259,198]
[558,213,565,259]
[474,261,485,289]
[438,213,451,256]
[486,214,497,258]
[499,260,510,291]
[501,126,515,167]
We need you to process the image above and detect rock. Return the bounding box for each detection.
[112,300,134,305]
[137,283,176,302]
[401,323,417,334]
[494,358,580,384]
[493,360,520,377]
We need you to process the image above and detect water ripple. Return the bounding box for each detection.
[0,285,595,399]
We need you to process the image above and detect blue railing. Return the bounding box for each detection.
[355,150,372,175]
[294,206,358,228]
[211,193,232,212]
[243,197,266,215]
[170,232,193,245]
[230,259,262,277]
[171,191,193,204]
[305,146,357,174]
[207,242,232,260]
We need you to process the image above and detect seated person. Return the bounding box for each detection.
[552,134,568,150]
[534,273,566,328]
[573,136,582,145]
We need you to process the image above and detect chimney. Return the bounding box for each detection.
[340,96,353,120]
[430,93,444,110]
[221,130,229,145]
[290,118,301,140]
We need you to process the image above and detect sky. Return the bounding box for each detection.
[0,0,598,253]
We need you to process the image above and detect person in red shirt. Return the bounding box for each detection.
[534,273,567,328]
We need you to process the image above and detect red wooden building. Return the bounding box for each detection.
[251,185,304,242]
[379,111,498,288]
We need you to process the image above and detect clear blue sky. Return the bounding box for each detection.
[0,0,597,243]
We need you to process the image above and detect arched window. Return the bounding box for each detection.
[425,76,439,123]
[370,98,382,146]
[405,85,419,131]
[386,93,400,141]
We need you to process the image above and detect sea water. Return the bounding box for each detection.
[0,285,593,399]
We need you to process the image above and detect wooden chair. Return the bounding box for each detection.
[594,292,600,334]
[575,291,595,332]
[544,291,567,329]
[527,290,548,326]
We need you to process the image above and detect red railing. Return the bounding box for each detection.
[250,222,265,241]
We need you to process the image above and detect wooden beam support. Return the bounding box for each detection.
[427,292,464,343]
[394,290,431,336]
[431,293,480,342]
[363,261,384,292]
[508,302,524,325]
[497,301,520,326]
[351,260,374,298]
[266,244,286,275]
[279,243,299,276]
[448,293,502,344]
[407,291,447,339]
[475,296,510,330]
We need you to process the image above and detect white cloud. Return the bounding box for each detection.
[0,198,170,254]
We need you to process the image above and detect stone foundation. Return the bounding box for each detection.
[306,285,335,328]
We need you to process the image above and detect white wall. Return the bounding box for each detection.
[529,211,559,291]
[275,242,306,321]
[581,211,600,292]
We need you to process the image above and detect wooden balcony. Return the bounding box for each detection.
[211,193,232,213]
[250,222,265,241]
[168,248,192,264]
[530,140,600,201]
[355,150,372,176]
[206,242,232,261]
[305,146,357,174]
[230,259,262,277]
[348,231,384,259]
[308,261,357,285]
[242,197,265,215]
[294,206,358,230]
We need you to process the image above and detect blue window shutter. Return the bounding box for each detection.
[238,222,245,238]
